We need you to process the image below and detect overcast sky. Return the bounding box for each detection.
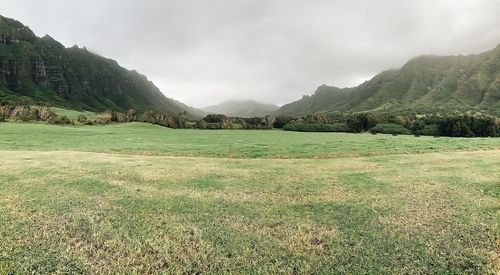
[2,0,500,107]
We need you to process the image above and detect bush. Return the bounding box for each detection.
[369,124,410,135]
[242,116,274,129]
[283,122,350,132]
[48,115,72,125]
[273,116,294,128]
[127,109,138,121]
[230,123,244,129]
[39,107,57,121]
[196,120,207,129]
[467,115,499,137]
[421,124,440,136]
[10,105,33,121]
[94,113,112,125]
[77,114,88,123]
[346,113,377,132]
[410,119,425,135]
[303,112,335,124]
[438,116,474,137]
[206,123,222,129]
[202,114,232,129]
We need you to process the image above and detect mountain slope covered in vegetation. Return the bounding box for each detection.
[0,15,190,114]
[278,44,500,116]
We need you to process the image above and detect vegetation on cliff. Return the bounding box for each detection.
[277,44,500,116]
[0,15,192,115]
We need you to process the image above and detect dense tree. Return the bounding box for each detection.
[346,113,377,133]
[369,124,410,135]
[410,120,425,135]
[273,115,294,128]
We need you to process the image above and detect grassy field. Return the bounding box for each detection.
[0,122,499,273]
[49,107,98,121]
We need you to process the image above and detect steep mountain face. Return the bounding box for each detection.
[277,44,500,116]
[202,100,279,117]
[0,15,190,114]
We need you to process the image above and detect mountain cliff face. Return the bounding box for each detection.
[0,15,189,114]
[202,100,279,117]
[277,44,500,116]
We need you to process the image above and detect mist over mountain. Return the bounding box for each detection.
[0,15,194,115]
[277,44,500,116]
[202,100,279,118]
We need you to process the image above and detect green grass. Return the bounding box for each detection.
[0,122,498,158]
[0,122,499,273]
[49,107,98,121]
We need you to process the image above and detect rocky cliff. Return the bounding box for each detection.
[0,15,190,115]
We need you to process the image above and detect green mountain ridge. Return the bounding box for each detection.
[202,100,279,118]
[277,44,500,116]
[0,15,194,115]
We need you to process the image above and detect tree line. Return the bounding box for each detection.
[1,103,498,137]
[279,112,499,137]
[0,104,276,130]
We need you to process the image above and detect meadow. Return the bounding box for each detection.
[49,107,99,121]
[0,122,499,273]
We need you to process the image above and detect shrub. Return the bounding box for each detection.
[95,112,112,125]
[369,124,410,135]
[115,112,127,123]
[39,106,57,121]
[141,111,154,123]
[77,114,88,123]
[230,123,244,129]
[196,120,207,129]
[303,112,335,124]
[438,116,474,137]
[10,105,33,121]
[206,123,222,129]
[184,121,197,129]
[346,113,377,132]
[202,114,232,129]
[48,115,72,125]
[410,119,425,135]
[243,116,274,129]
[273,116,294,128]
[0,105,14,118]
[127,109,138,121]
[421,124,440,136]
[283,122,350,132]
[469,115,499,137]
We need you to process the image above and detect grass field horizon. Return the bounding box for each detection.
[1,122,499,158]
[1,122,499,273]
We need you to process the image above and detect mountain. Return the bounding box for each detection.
[277,44,500,116]
[173,99,207,118]
[202,100,279,117]
[0,15,193,115]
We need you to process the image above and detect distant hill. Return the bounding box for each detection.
[202,100,279,117]
[277,44,500,116]
[173,99,207,118]
[0,15,196,116]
